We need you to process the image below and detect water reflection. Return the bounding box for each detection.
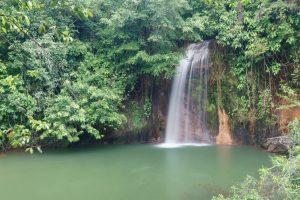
[217,145,232,172]
[0,145,270,200]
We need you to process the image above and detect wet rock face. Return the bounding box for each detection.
[262,136,293,154]
[216,109,233,145]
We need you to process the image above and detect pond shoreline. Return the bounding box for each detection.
[0,141,272,156]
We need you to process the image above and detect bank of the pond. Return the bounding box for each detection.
[0,144,270,200]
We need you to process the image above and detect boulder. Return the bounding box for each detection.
[262,136,292,154]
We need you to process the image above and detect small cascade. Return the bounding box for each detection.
[164,42,211,145]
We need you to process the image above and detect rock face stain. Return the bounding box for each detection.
[216,109,233,145]
[276,106,300,134]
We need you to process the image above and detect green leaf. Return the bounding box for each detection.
[62,30,69,36]
[87,10,93,17]
[24,15,30,26]
[38,23,46,33]
[27,1,33,9]
[1,27,7,33]
[1,16,6,25]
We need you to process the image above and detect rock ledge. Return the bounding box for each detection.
[262,136,292,154]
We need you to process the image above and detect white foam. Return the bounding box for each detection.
[156,143,211,148]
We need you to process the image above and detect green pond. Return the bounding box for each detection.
[0,144,271,200]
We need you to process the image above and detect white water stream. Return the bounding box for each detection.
[164,42,211,146]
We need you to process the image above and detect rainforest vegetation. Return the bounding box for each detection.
[0,0,299,151]
[0,0,300,199]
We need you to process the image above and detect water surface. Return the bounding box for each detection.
[0,145,270,200]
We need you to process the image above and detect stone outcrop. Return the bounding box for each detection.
[262,136,292,154]
[216,109,233,145]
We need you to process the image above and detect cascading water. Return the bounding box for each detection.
[164,42,211,146]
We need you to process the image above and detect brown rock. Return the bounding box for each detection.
[262,136,292,154]
[216,109,233,145]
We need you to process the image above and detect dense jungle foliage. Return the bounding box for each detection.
[0,0,299,152]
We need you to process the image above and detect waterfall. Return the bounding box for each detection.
[164,42,211,145]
